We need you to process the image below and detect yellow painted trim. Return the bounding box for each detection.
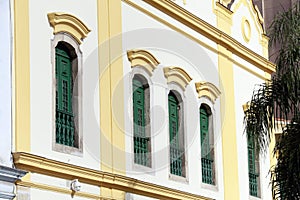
[254,5,264,25]
[219,0,232,7]
[218,44,240,200]
[143,0,275,74]
[163,67,192,90]
[122,0,270,80]
[231,0,264,37]
[127,49,160,75]
[216,2,233,16]
[241,17,251,43]
[97,0,125,198]
[13,152,211,200]
[215,2,233,30]
[260,34,270,59]
[47,12,91,44]
[16,180,110,200]
[195,82,221,103]
[242,102,250,112]
[215,5,240,198]
[14,0,30,152]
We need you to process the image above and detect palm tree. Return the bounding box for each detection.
[244,2,300,199]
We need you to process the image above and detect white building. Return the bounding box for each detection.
[6,0,275,199]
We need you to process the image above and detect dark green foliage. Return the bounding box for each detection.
[244,3,300,199]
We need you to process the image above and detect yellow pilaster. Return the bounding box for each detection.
[216,4,240,200]
[261,34,269,59]
[14,0,30,153]
[98,0,125,198]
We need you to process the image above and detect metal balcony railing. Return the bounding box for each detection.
[56,109,75,147]
[202,157,214,184]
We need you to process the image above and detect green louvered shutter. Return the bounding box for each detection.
[248,134,258,196]
[169,94,183,176]
[55,46,75,147]
[133,79,149,167]
[200,108,213,184]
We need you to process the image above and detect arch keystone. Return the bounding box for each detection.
[163,67,192,90]
[127,49,160,75]
[195,81,221,103]
[47,12,91,44]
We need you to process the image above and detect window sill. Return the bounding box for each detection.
[201,182,218,191]
[249,195,261,200]
[169,173,188,184]
[53,143,83,157]
[132,163,155,175]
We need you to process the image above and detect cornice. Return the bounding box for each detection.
[16,180,108,199]
[127,49,160,75]
[195,82,221,103]
[0,165,27,183]
[163,67,192,90]
[13,152,211,200]
[143,0,275,74]
[47,12,91,44]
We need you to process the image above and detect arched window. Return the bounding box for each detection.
[55,42,77,147]
[132,75,151,167]
[168,91,185,177]
[200,104,214,184]
[247,133,260,197]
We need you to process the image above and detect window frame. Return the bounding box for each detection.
[167,85,188,182]
[51,33,83,156]
[200,104,215,185]
[132,74,151,168]
[130,70,154,172]
[247,133,261,198]
[198,98,219,191]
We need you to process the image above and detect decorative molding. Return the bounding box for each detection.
[13,152,211,200]
[195,82,221,103]
[16,180,106,200]
[163,67,192,90]
[219,0,232,8]
[231,0,264,35]
[0,192,15,200]
[0,165,27,200]
[241,17,251,43]
[142,0,275,74]
[127,49,160,75]
[47,12,91,44]
[0,165,27,183]
[242,101,250,113]
[122,0,269,80]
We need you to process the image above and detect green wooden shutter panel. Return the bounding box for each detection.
[133,79,149,167]
[200,108,214,184]
[169,94,183,176]
[247,135,259,197]
[55,46,75,147]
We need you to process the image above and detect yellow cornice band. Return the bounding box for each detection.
[195,82,221,103]
[47,12,91,44]
[163,66,192,90]
[16,180,107,200]
[143,0,275,74]
[127,49,160,75]
[13,152,211,200]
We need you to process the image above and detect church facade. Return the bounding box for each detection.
[3,0,275,199]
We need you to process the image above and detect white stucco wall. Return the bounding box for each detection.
[171,0,217,26]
